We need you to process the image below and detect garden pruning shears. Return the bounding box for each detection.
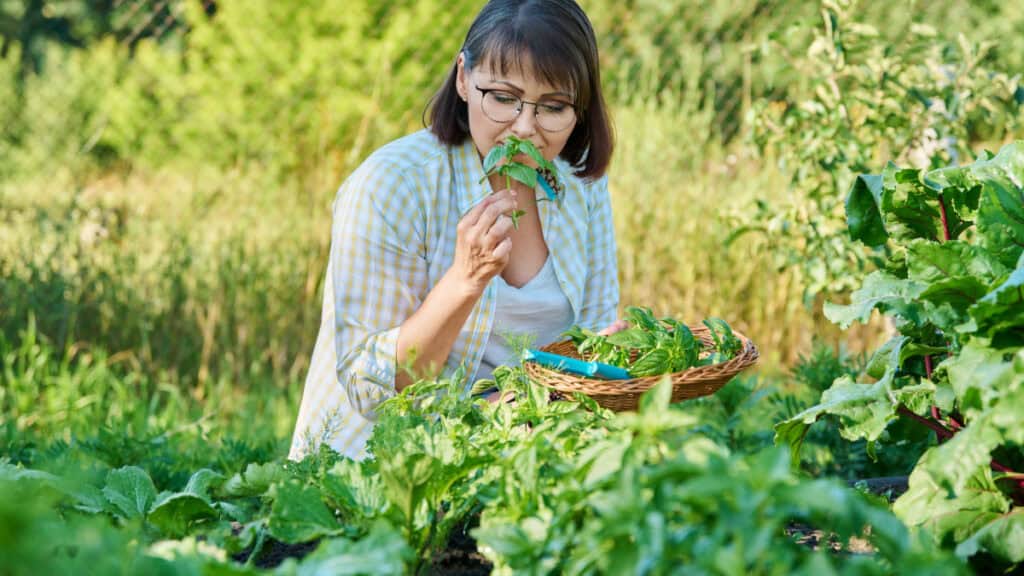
[523,348,632,380]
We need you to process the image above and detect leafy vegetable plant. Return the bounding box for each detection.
[480,135,564,228]
[563,306,743,377]
[775,140,1024,567]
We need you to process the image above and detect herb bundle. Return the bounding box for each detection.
[480,135,564,228]
[562,306,743,377]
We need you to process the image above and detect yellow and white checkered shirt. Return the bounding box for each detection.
[289,129,619,460]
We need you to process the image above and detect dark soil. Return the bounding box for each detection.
[428,512,492,575]
[786,476,911,555]
[847,476,909,502]
[227,514,493,573]
[229,523,321,569]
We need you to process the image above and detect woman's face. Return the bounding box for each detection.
[455,52,577,168]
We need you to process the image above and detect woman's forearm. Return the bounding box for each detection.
[395,268,484,391]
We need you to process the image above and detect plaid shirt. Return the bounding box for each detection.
[289,129,619,460]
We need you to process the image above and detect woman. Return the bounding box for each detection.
[289,0,626,461]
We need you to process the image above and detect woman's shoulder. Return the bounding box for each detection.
[359,129,449,175]
[554,157,609,208]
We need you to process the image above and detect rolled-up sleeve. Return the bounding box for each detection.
[577,175,620,332]
[329,159,426,421]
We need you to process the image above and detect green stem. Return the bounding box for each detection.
[937,193,951,241]
[244,526,267,568]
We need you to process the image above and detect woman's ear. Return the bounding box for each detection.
[455,53,469,102]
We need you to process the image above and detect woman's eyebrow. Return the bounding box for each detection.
[489,79,574,99]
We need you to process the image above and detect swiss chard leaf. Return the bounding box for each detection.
[823,271,926,328]
[967,142,1024,268]
[966,267,1024,347]
[846,172,888,246]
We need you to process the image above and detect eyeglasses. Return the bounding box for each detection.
[474,85,577,132]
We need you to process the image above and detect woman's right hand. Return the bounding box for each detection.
[451,188,518,295]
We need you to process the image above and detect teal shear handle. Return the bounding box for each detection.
[523,349,631,380]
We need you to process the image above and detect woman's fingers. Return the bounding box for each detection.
[476,197,517,233]
[484,213,515,250]
[492,236,513,259]
[462,189,517,229]
[597,319,630,336]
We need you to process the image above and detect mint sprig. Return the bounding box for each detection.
[479,135,563,228]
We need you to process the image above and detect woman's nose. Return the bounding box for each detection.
[509,103,539,139]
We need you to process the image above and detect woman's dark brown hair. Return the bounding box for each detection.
[427,0,613,180]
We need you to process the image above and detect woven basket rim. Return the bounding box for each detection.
[523,324,760,403]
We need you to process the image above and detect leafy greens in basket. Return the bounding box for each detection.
[561,306,743,377]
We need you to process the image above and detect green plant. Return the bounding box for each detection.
[562,306,743,377]
[776,140,1024,567]
[742,0,1022,302]
[479,135,564,228]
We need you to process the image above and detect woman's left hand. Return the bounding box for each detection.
[598,319,629,336]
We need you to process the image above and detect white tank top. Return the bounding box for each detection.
[475,255,575,383]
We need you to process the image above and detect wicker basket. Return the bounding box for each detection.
[523,325,759,412]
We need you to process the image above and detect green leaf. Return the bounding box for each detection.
[906,240,1007,285]
[630,348,670,377]
[473,523,537,562]
[577,439,629,489]
[503,162,538,188]
[894,462,1009,545]
[881,165,942,242]
[268,481,343,544]
[968,267,1024,346]
[863,335,907,380]
[520,140,547,167]
[955,510,1024,563]
[846,172,888,246]
[148,492,217,537]
[283,521,411,576]
[918,277,991,311]
[625,306,660,331]
[481,144,505,176]
[321,460,388,519]
[969,142,1024,268]
[605,328,655,350]
[220,462,288,498]
[639,377,674,413]
[938,339,1018,419]
[183,468,225,501]
[102,466,157,520]
[824,271,926,328]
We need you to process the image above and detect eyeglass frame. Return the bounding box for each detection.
[473,85,578,132]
